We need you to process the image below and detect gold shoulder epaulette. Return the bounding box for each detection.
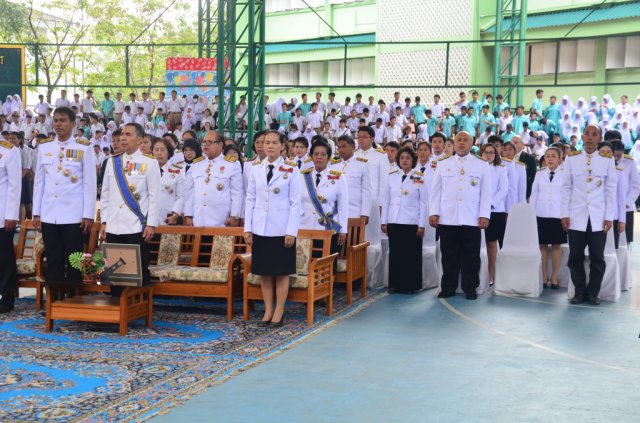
[537,167,545,172]
[304,157,313,163]
[438,154,450,161]
[375,147,384,153]
[171,163,183,170]
[252,160,262,166]
[330,157,342,164]
[75,138,90,146]
[39,138,54,144]
[356,157,368,163]
[599,150,613,159]
[624,154,634,160]
[568,150,582,157]
[144,153,155,159]
[502,157,513,163]
[329,170,342,176]
[224,155,237,163]
[192,156,205,163]
[301,168,313,174]
[516,160,525,166]
[389,169,399,174]
[616,167,624,171]
[0,140,14,149]
[414,171,424,176]
[284,160,297,167]
[497,163,506,167]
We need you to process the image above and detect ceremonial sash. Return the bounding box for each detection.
[303,171,341,233]
[112,154,146,226]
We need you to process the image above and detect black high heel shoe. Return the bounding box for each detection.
[270,313,286,328]
[258,320,271,327]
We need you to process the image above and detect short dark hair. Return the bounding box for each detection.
[396,146,417,168]
[183,130,198,140]
[386,141,400,150]
[293,137,309,148]
[337,134,356,147]
[610,140,625,151]
[604,130,622,142]
[125,123,145,138]
[431,132,447,143]
[488,134,504,145]
[357,126,375,139]
[310,139,332,158]
[112,129,122,137]
[152,138,175,158]
[163,133,179,146]
[53,107,75,122]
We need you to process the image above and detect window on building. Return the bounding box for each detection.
[267,57,374,88]
[523,40,595,75]
[606,35,640,69]
[266,0,323,13]
[328,57,375,85]
[266,63,299,87]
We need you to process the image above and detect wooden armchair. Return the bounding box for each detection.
[15,220,46,309]
[241,229,338,325]
[335,218,370,304]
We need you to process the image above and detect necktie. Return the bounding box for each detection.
[420,166,425,174]
[297,159,302,169]
[402,174,407,183]
[267,164,274,183]
[160,168,164,177]
[549,171,555,182]
[316,173,321,187]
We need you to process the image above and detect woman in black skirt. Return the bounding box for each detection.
[244,130,301,326]
[530,147,567,289]
[381,146,428,294]
[479,143,508,286]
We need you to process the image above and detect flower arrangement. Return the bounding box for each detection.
[68,251,106,277]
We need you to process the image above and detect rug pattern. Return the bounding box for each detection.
[0,289,384,422]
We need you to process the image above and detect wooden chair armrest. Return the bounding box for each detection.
[238,253,252,276]
[309,253,339,271]
[35,250,46,280]
[347,241,370,254]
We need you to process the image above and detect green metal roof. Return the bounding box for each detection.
[485,2,640,32]
[265,33,375,54]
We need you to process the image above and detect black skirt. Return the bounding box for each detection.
[387,224,422,293]
[252,234,296,276]
[486,212,507,244]
[537,217,567,245]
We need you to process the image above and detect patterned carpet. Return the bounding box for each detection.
[0,288,384,422]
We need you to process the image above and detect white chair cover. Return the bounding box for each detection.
[422,224,439,289]
[616,231,632,291]
[365,203,385,289]
[381,238,389,288]
[568,229,621,302]
[494,203,543,297]
[436,229,490,295]
[545,244,571,288]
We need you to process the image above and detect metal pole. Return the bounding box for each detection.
[34,45,40,87]
[444,42,450,87]
[228,1,237,138]
[125,46,130,87]
[247,0,256,146]
[343,44,347,87]
[206,0,212,58]
[258,0,266,132]
[492,1,504,96]
[553,40,560,86]
[217,0,225,132]
[198,0,203,58]
[516,0,528,107]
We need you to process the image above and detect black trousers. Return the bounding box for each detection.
[568,219,606,297]
[625,210,634,243]
[106,232,150,296]
[0,229,17,306]
[439,225,481,295]
[41,222,84,284]
[387,224,422,292]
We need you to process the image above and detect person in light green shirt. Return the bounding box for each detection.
[440,108,456,138]
[100,92,114,122]
[478,105,496,136]
[297,93,311,117]
[277,103,292,132]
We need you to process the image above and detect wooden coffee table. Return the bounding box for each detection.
[45,283,153,336]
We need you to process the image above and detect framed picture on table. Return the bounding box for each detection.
[101,243,143,287]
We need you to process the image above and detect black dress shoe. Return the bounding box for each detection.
[0,304,14,314]
[587,295,600,306]
[258,320,271,327]
[270,318,284,328]
[437,291,455,298]
[570,294,585,305]
[465,293,478,300]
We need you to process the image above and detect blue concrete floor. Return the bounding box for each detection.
[152,248,640,422]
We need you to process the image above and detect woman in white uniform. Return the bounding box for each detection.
[381,146,428,293]
[152,138,185,225]
[479,143,509,285]
[244,130,301,327]
[530,146,567,289]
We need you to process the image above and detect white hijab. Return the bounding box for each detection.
[560,95,573,118]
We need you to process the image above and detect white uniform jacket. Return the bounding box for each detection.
[382,168,428,227]
[100,150,161,234]
[184,154,243,227]
[158,161,186,221]
[355,147,389,208]
[244,157,301,237]
[561,150,617,232]
[490,163,509,213]
[620,155,640,212]
[299,167,349,234]
[503,158,527,212]
[614,166,627,223]
[430,153,492,226]
[530,167,567,219]
[33,136,97,224]
[0,141,21,228]
[330,155,372,218]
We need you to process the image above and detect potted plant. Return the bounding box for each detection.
[68,251,106,284]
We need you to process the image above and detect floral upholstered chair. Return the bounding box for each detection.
[149,233,181,280]
[164,235,234,283]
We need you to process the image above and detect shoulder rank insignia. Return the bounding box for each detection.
[330,157,342,164]
[284,160,297,167]
[356,157,368,163]
[502,157,513,163]
[224,155,237,163]
[568,150,582,157]
[192,156,205,163]
[537,167,546,172]
[438,154,450,161]
[304,157,313,163]
[75,138,90,146]
[516,160,525,166]
[624,154,634,160]
[414,171,424,176]
[39,138,54,145]
[389,169,399,174]
[0,140,14,149]
[144,153,155,159]
[599,150,613,159]
[375,147,384,153]
[252,160,262,166]
[616,167,624,171]
[497,163,506,167]
[329,170,342,177]
[170,163,183,170]
[301,168,313,174]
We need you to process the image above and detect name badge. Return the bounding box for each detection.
[66,149,84,162]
